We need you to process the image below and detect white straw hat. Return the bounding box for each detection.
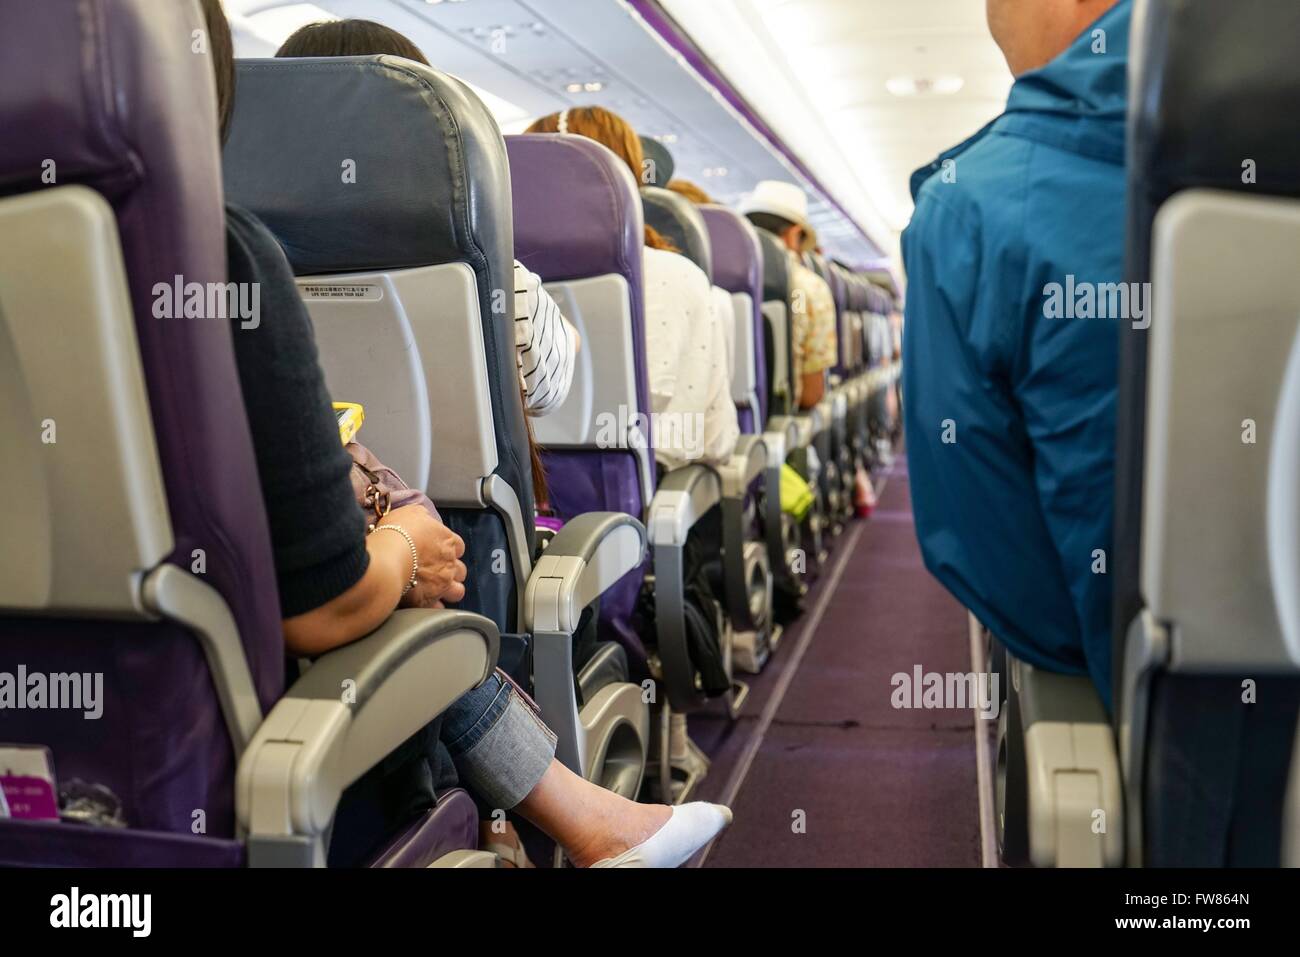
[738,180,810,228]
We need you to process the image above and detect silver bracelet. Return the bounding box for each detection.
[374,524,419,596]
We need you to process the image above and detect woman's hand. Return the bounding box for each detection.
[381,505,469,609]
[282,506,468,657]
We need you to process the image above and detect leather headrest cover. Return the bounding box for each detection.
[756,227,791,303]
[1131,0,1300,211]
[224,56,514,276]
[642,186,713,282]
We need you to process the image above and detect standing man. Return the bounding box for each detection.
[902,0,1129,709]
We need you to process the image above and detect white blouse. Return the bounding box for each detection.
[643,247,739,471]
[514,261,577,416]
[709,283,737,390]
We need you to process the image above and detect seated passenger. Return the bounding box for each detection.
[525,107,740,472]
[667,178,737,390]
[273,19,579,507]
[514,260,577,416]
[200,0,730,867]
[740,181,837,410]
[900,0,1129,709]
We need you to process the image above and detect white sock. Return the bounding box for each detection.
[589,803,733,868]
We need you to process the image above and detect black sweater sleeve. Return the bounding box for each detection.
[225,203,369,618]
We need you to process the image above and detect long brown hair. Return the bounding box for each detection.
[526,107,677,252]
[667,179,713,205]
[199,0,235,143]
[275,18,550,507]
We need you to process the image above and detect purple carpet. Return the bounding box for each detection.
[693,459,982,867]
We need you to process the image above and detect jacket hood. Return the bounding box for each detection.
[911,0,1132,199]
[1006,0,1132,122]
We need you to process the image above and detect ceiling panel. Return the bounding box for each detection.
[659,0,1014,260]
[226,0,993,269]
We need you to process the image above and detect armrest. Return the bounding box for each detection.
[236,609,499,866]
[649,465,724,711]
[648,464,723,548]
[787,408,819,446]
[717,436,773,631]
[717,434,767,499]
[524,512,647,779]
[1014,655,1123,868]
[525,512,647,635]
[815,398,834,431]
[764,418,801,458]
[760,423,800,586]
[830,389,848,421]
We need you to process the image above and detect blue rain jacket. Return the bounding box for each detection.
[902,1,1132,710]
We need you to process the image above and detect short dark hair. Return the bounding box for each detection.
[745,211,799,239]
[198,0,235,143]
[275,19,430,65]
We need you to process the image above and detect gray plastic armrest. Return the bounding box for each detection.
[525,512,648,635]
[525,513,647,777]
[760,424,797,583]
[784,408,820,449]
[764,419,800,460]
[1014,655,1123,868]
[717,434,767,499]
[649,464,723,548]
[236,609,499,866]
[650,465,724,710]
[767,415,807,452]
[718,436,769,628]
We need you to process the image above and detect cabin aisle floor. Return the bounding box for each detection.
[689,456,982,867]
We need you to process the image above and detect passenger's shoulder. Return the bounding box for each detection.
[225,203,294,283]
[912,134,1034,234]
[790,260,816,287]
[646,246,710,294]
[225,202,273,245]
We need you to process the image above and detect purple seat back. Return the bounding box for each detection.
[506,134,652,428]
[700,205,769,426]
[0,0,284,848]
[506,133,654,674]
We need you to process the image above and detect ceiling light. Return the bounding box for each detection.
[886,75,965,97]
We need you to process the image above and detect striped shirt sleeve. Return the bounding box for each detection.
[514,261,577,416]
